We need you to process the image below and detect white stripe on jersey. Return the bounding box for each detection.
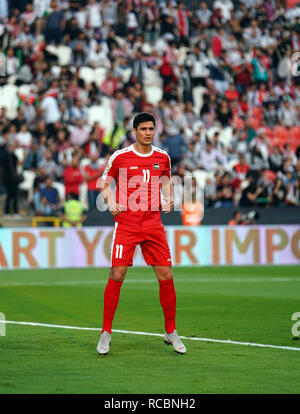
[102,146,133,181]
[102,144,171,180]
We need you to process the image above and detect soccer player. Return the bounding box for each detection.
[96,112,186,355]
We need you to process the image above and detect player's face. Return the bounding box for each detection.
[133,121,155,146]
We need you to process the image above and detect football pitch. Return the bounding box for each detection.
[0,265,300,394]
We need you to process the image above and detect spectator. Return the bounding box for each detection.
[16,123,32,149]
[228,210,243,225]
[62,192,87,227]
[239,173,264,207]
[204,177,217,207]
[45,0,65,45]
[215,172,237,207]
[269,146,283,172]
[38,149,60,180]
[5,48,19,76]
[24,140,42,172]
[63,155,83,199]
[70,118,90,147]
[39,176,61,216]
[196,1,212,27]
[271,177,287,207]
[69,98,88,124]
[278,96,298,127]
[199,140,226,172]
[286,178,300,207]
[232,154,250,189]
[40,93,61,125]
[161,127,187,171]
[0,142,22,217]
[111,89,133,124]
[84,152,105,211]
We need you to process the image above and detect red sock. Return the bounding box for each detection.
[102,278,123,334]
[159,279,176,334]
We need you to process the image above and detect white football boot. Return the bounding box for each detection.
[97,331,111,355]
[164,330,186,354]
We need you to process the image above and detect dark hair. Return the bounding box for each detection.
[133,112,155,129]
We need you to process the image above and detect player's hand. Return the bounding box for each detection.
[162,197,174,214]
[108,201,123,216]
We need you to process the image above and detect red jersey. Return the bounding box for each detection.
[85,164,105,191]
[63,166,83,196]
[102,144,171,226]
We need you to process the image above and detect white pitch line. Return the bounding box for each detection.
[3,320,300,352]
[1,277,300,287]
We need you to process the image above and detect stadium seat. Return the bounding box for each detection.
[19,170,36,202]
[289,138,300,152]
[18,84,35,96]
[51,65,62,78]
[145,86,163,106]
[79,66,95,85]
[93,67,107,87]
[289,126,300,142]
[0,84,18,119]
[79,182,89,210]
[14,148,26,164]
[273,126,289,142]
[233,117,244,130]
[251,107,263,121]
[192,170,215,189]
[192,86,206,114]
[88,103,113,133]
[80,157,91,170]
[264,127,274,140]
[2,84,18,97]
[287,0,299,7]
[219,126,233,148]
[249,116,261,130]
[120,67,132,84]
[266,170,277,182]
[56,45,72,66]
[206,125,221,140]
[52,181,65,204]
[225,159,239,172]
[144,68,162,88]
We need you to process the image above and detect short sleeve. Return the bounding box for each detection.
[102,152,120,182]
[162,154,171,178]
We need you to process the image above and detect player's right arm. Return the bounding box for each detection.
[99,151,123,217]
[99,180,122,216]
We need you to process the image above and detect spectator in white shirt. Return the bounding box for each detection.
[196,1,212,27]
[87,0,102,29]
[16,123,32,148]
[199,140,226,172]
[278,97,298,128]
[70,118,90,146]
[33,0,50,19]
[6,48,19,76]
[213,0,233,22]
[40,94,61,124]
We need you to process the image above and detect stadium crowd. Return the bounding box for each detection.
[0,0,300,219]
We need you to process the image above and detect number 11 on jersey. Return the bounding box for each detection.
[143,169,150,183]
[115,244,123,259]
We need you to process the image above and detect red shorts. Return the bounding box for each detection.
[110,223,172,267]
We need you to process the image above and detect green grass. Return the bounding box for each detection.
[0,265,300,394]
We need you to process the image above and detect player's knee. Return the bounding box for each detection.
[156,267,173,281]
[110,267,126,282]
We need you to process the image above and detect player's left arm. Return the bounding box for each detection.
[161,155,174,214]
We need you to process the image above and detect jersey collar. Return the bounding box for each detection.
[131,144,154,157]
